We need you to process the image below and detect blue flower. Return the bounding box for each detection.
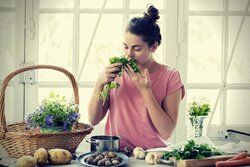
[69,112,80,121]
[63,122,68,131]
[45,115,53,127]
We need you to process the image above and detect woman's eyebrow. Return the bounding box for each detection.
[123,43,142,47]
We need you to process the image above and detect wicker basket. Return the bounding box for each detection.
[0,65,93,157]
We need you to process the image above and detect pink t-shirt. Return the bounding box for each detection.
[105,65,185,150]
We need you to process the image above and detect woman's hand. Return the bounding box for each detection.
[96,63,122,88]
[124,64,151,93]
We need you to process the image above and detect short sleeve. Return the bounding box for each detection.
[166,70,185,99]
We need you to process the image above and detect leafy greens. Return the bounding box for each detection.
[98,56,140,102]
[163,140,222,160]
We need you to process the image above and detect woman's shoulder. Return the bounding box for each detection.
[159,64,180,76]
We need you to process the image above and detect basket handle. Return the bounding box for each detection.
[0,65,79,136]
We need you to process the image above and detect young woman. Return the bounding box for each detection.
[88,5,185,150]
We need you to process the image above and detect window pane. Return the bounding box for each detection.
[128,14,164,64]
[79,14,123,82]
[80,0,123,9]
[5,87,14,123]
[0,12,15,79]
[39,0,73,8]
[186,89,221,125]
[39,14,73,82]
[227,17,250,83]
[226,90,250,125]
[0,0,15,8]
[188,16,222,83]
[130,0,164,9]
[229,0,250,11]
[189,0,223,11]
[79,88,93,123]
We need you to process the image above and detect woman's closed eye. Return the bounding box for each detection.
[134,47,142,51]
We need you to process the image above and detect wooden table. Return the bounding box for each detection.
[0,144,170,167]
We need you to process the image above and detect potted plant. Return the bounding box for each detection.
[26,92,80,133]
[187,98,211,138]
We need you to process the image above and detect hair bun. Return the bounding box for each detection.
[143,4,160,23]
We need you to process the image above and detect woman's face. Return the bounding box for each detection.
[123,32,157,66]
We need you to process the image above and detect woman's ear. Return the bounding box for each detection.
[150,42,158,52]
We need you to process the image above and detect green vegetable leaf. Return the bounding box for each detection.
[99,56,140,102]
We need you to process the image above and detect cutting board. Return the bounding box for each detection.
[171,154,242,167]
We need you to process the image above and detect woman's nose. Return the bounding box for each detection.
[126,49,134,58]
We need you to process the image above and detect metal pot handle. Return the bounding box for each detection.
[86,140,99,146]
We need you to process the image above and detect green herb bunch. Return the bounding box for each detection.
[98,56,140,102]
[163,140,221,160]
[188,100,211,117]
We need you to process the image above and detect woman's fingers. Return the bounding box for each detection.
[127,64,135,75]
[107,73,117,78]
[106,63,122,69]
[124,66,132,77]
[144,68,150,82]
[106,67,121,73]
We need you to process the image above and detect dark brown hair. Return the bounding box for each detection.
[126,5,162,47]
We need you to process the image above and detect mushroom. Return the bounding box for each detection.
[133,147,146,159]
[145,152,164,165]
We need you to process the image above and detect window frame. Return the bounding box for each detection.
[24,0,181,143]
[178,0,250,139]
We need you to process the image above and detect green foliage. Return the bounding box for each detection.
[99,56,140,102]
[163,140,222,160]
[188,101,211,117]
[26,92,80,131]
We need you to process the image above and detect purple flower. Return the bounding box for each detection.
[63,122,68,131]
[45,115,53,127]
[69,112,80,121]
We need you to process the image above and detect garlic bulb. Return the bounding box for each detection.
[145,152,164,165]
[133,147,146,159]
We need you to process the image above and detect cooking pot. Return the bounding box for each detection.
[86,135,121,152]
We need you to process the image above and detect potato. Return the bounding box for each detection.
[48,148,72,164]
[16,155,37,167]
[34,148,48,166]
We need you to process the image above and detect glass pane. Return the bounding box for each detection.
[39,0,73,8]
[0,12,15,79]
[129,14,164,64]
[79,88,93,123]
[0,0,15,8]
[39,14,73,82]
[227,17,250,83]
[226,90,250,125]
[79,14,123,82]
[188,16,222,83]
[80,0,123,9]
[189,0,223,11]
[186,89,221,125]
[5,87,14,123]
[130,0,164,9]
[229,0,250,11]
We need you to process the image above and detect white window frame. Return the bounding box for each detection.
[23,0,181,143]
[177,0,250,140]
[0,0,26,123]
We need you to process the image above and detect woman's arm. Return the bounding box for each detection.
[88,63,122,126]
[141,88,182,139]
[88,83,109,126]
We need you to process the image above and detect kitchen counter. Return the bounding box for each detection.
[0,144,170,167]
